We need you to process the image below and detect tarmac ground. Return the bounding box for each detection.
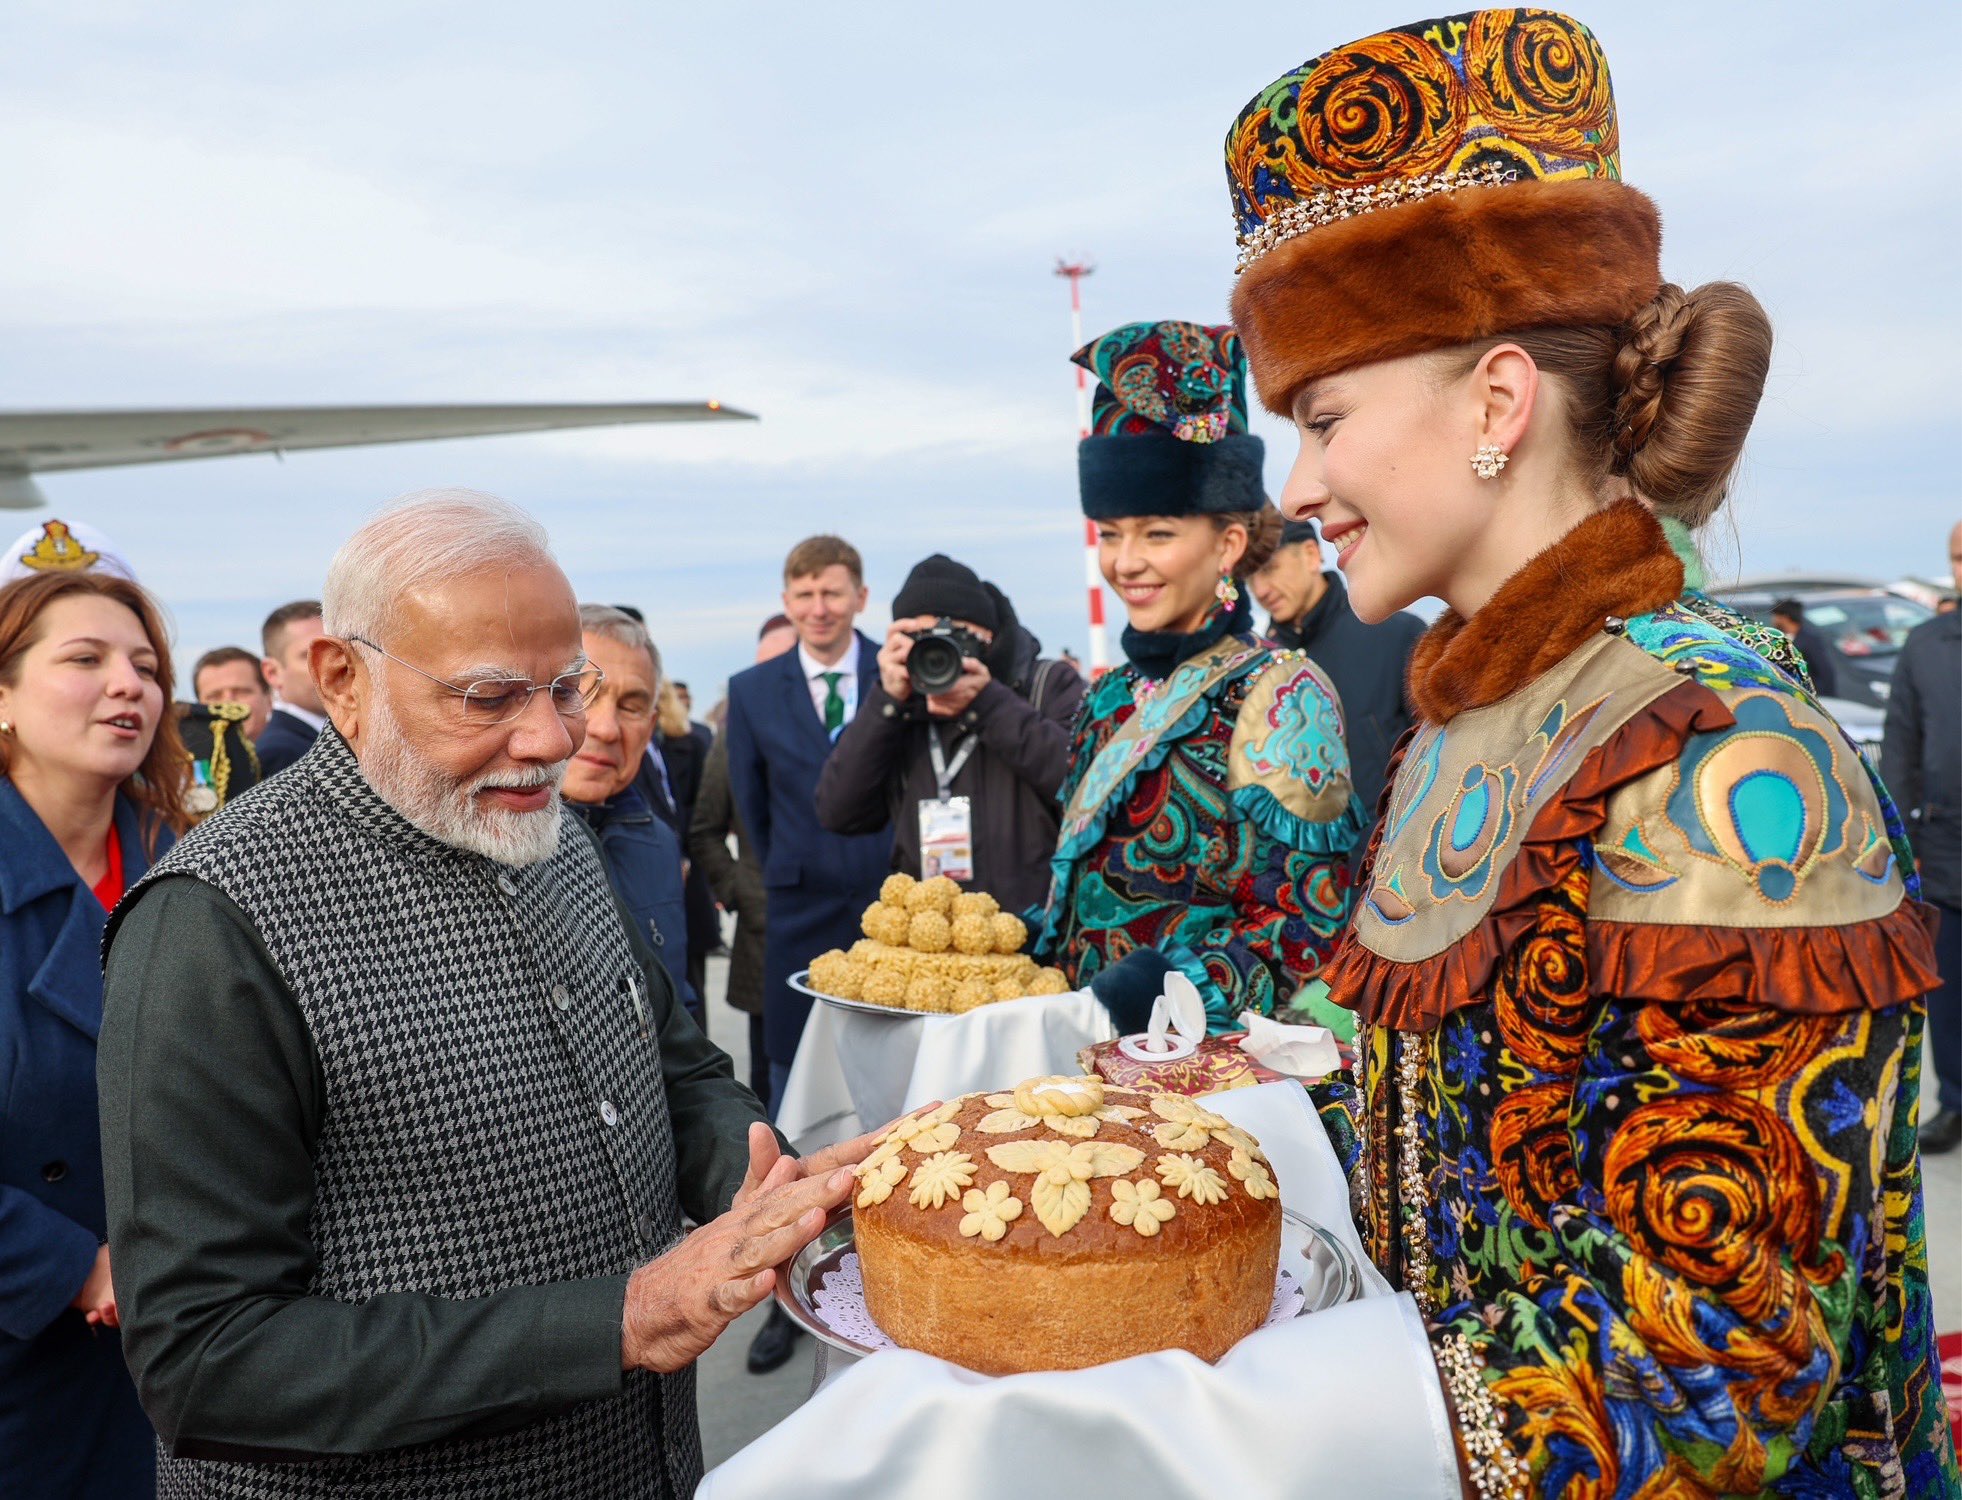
[688,954,1962,1471]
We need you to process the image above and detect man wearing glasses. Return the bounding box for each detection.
[96,490,872,1498]
[563,605,703,1029]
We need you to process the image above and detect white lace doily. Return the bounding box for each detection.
[808,1251,1307,1356]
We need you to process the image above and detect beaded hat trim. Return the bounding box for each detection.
[1233,161,1513,275]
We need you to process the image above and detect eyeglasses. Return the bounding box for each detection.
[578,669,656,724]
[347,636,602,726]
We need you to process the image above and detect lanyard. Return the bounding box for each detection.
[928,725,979,801]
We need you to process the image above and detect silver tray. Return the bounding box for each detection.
[775,1204,1361,1366]
[789,968,1044,1021]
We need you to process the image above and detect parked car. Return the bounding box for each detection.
[1711,586,1935,710]
[1816,694,1887,763]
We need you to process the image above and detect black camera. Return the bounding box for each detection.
[906,618,987,694]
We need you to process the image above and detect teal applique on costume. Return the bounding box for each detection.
[1036,637,1357,1031]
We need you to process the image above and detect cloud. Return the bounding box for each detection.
[3,0,1955,698]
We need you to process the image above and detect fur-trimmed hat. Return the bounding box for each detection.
[1074,321,1266,520]
[1225,9,1659,416]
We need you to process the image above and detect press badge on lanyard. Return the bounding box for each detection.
[919,727,976,883]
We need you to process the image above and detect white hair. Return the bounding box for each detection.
[578,604,662,686]
[322,487,554,642]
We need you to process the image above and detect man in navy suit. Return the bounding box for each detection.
[254,600,328,775]
[724,535,890,1373]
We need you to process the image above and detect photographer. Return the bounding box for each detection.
[816,555,1083,915]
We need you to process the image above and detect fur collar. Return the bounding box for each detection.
[1407,499,1683,724]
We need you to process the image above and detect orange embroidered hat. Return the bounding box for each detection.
[1225,9,1660,414]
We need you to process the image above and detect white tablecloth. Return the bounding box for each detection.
[773,989,1116,1151]
[700,1083,1457,1500]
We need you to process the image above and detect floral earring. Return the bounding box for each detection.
[1470,444,1509,480]
[1215,573,1239,608]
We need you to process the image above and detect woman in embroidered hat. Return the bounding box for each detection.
[1224,9,1957,1495]
[1030,320,1361,1036]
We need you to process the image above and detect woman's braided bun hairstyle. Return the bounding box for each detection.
[1213,504,1286,579]
[1608,283,1772,526]
[1441,281,1774,529]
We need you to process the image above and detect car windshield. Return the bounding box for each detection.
[1798,595,1932,657]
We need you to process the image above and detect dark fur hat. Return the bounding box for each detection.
[1078,431,1265,520]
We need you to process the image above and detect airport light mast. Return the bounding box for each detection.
[1055,258,1108,674]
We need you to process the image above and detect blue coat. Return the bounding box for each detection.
[0,782,166,1497]
[724,637,891,1064]
[571,782,700,1013]
[252,707,318,777]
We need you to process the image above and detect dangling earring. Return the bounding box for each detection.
[1470,444,1509,480]
[1215,573,1239,608]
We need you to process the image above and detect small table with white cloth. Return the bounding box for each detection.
[772,984,1117,1152]
[701,1080,1462,1500]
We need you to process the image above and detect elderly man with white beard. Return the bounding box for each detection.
[96,490,869,1499]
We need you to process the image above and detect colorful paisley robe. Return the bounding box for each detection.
[1035,633,1361,1031]
[1319,504,1960,1498]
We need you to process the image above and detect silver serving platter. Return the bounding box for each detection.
[788,969,925,1020]
[775,1204,1361,1366]
[789,968,1043,1021]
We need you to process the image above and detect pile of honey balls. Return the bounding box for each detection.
[806,874,1069,1013]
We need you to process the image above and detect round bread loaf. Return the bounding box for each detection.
[853,1075,1281,1374]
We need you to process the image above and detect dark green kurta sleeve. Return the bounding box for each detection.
[572,816,782,1225]
[97,876,631,1460]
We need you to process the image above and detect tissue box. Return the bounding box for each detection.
[1077,1034,1282,1097]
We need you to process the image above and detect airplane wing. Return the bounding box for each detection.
[0,401,755,508]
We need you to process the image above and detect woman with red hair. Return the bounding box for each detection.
[0,569,188,1496]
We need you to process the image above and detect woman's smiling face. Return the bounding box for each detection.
[1095,515,1245,634]
[1276,353,1486,625]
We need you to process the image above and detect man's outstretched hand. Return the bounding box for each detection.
[621,1162,856,1373]
[728,1117,913,1216]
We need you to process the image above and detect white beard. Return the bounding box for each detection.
[360,693,567,867]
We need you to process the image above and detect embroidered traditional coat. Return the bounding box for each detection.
[1035,633,1361,1031]
[1319,504,1959,1498]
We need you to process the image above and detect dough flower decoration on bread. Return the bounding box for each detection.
[957,1181,1025,1242]
[906,1120,962,1154]
[1109,1178,1178,1237]
[977,1076,1149,1139]
[1156,1153,1230,1205]
[855,1101,966,1203]
[1149,1092,1233,1151]
[855,1155,908,1208]
[984,1137,1148,1236]
[1210,1121,1262,1157]
[908,1151,978,1210]
[1228,1148,1279,1201]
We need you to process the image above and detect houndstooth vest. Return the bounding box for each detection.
[130,729,700,1500]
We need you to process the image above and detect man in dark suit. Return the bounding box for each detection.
[724,536,890,1373]
[1881,520,1962,1152]
[1251,520,1425,854]
[254,600,327,775]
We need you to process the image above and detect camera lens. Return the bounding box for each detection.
[908,634,965,694]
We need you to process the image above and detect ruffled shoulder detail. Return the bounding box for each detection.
[1226,651,1366,855]
[1614,602,1921,897]
[1328,676,1940,1031]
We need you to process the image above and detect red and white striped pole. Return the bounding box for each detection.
[1055,259,1108,675]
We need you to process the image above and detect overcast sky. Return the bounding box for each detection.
[5,0,1955,700]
